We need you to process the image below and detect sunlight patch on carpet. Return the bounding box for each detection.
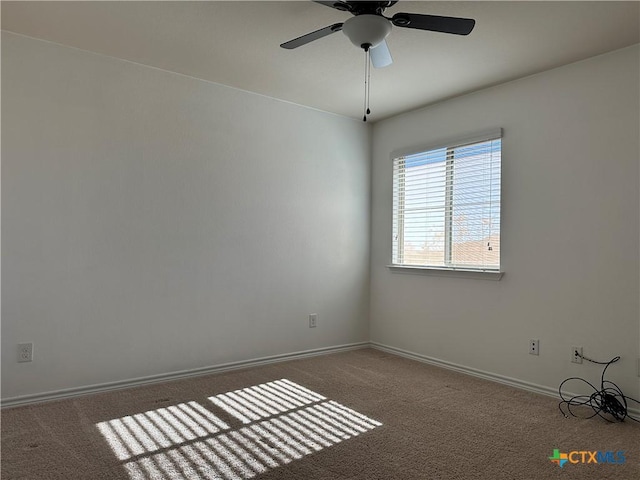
[97,379,381,480]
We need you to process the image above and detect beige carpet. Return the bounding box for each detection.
[2,348,638,480]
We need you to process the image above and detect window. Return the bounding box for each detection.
[392,129,502,272]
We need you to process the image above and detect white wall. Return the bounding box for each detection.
[1,32,371,400]
[370,45,640,398]
[4,31,638,405]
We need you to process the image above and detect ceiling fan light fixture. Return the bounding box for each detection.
[342,14,392,49]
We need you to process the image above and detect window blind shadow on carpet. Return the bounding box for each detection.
[96,379,382,480]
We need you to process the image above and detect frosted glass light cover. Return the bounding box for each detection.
[342,15,392,48]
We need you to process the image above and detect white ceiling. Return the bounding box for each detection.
[2,1,639,122]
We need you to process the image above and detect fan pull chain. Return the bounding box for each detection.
[363,48,368,122]
[363,46,371,122]
[367,48,371,116]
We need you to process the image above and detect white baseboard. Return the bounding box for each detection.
[370,342,640,417]
[4,341,638,418]
[1,342,369,408]
[370,342,560,397]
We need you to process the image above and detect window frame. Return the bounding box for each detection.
[388,128,503,279]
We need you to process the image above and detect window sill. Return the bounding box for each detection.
[386,265,504,281]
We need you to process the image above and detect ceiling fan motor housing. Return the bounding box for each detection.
[342,14,392,49]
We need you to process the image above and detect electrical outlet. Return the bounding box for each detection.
[571,346,583,364]
[18,342,33,363]
[309,313,318,328]
[529,339,539,355]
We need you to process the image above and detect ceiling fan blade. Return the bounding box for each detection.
[312,1,354,12]
[370,40,393,68]
[391,13,475,35]
[280,23,344,49]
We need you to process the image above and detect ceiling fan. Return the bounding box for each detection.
[280,1,476,69]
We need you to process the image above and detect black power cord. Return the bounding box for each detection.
[558,352,640,423]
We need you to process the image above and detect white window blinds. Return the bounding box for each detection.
[392,130,502,271]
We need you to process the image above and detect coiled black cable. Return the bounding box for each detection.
[558,352,640,423]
